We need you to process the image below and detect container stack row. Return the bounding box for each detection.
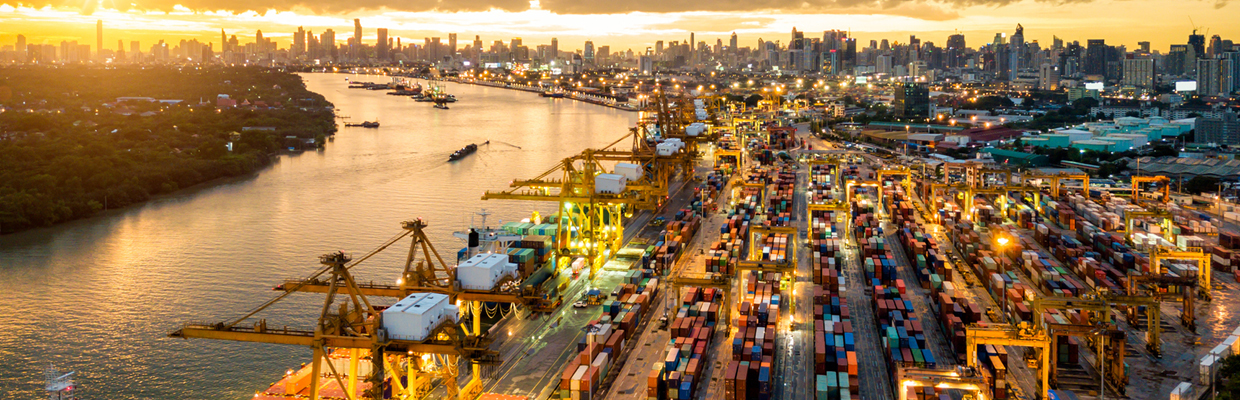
[648,286,723,400]
[723,270,781,400]
[560,295,646,400]
[809,202,860,400]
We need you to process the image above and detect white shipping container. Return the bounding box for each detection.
[383,292,461,342]
[456,253,519,290]
[1200,355,1216,384]
[594,174,627,194]
[614,163,644,181]
[571,365,588,390]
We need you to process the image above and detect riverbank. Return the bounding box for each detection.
[435,77,642,112]
[0,66,336,235]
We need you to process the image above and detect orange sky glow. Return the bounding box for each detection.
[0,0,1236,53]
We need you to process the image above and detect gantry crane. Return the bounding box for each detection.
[271,219,563,398]
[1125,274,1198,331]
[1123,208,1175,247]
[1032,294,1162,356]
[480,149,645,280]
[894,366,991,400]
[972,167,1013,189]
[1044,323,1128,395]
[1131,176,1171,205]
[805,155,847,188]
[963,185,1039,223]
[1148,246,1213,301]
[1021,171,1091,205]
[169,227,500,400]
[965,323,1052,400]
[670,273,734,329]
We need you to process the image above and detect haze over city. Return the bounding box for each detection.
[1,0,1237,52]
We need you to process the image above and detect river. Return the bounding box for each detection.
[0,73,640,399]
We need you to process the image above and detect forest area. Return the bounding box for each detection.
[0,66,336,233]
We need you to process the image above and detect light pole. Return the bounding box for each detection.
[995,235,1010,322]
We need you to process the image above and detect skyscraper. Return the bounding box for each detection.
[353,19,363,58]
[730,32,738,54]
[1009,24,1025,76]
[377,28,388,60]
[584,40,595,64]
[1085,39,1106,76]
[256,30,264,54]
[220,29,227,53]
[448,33,457,58]
[294,26,306,58]
[550,37,558,61]
[946,34,965,69]
[322,29,336,60]
[1189,31,1206,58]
[1198,58,1235,97]
[1122,58,1155,90]
[16,34,25,58]
[894,82,929,118]
[96,19,102,58]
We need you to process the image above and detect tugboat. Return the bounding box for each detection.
[448,141,487,161]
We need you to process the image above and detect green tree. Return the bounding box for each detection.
[1185,176,1221,195]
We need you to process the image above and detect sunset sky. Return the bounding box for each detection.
[0,0,1235,54]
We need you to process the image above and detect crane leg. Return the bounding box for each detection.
[310,346,324,400]
[347,348,359,397]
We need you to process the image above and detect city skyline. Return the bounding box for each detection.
[0,0,1237,53]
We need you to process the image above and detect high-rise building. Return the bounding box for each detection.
[550,37,558,61]
[220,29,227,52]
[598,45,610,63]
[1085,39,1106,76]
[256,30,264,54]
[377,28,388,60]
[294,26,306,58]
[730,32,738,54]
[1196,112,1240,145]
[96,19,102,59]
[322,29,336,60]
[1197,58,1235,97]
[430,37,441,61]
[655,41,663,55]
[584,40,595,64]
[15,34,25,59]
[448,33,457,58]
[1039,63,1060,90]
[894,82,930,118]
[1009,24,1025,76]
[353,19,362,58]
[1122,58,1155,90]
[1138,41,1151,53]
[1189,32,1206,58]
[946,34,965,69]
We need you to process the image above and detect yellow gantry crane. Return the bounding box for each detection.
[964,323,1052,400]
[1148,246,1213,301]
[1043,323,1128,395]
[1125,274,1198,331]
[482,94,714,279]
[1032,294,1162,356]
[169,221,502,400]
[895,366,991,400]
[1131,176,1171,205]
[480,151,632,280]
[1123,208,1175,247]
[1021,171,1091,204]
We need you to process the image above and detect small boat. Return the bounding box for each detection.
[448,141,487,161]
[434,103,450,110]
[345,121,380,128]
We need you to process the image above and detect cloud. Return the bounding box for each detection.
[3,0,530,14]
[0,0,1226,19]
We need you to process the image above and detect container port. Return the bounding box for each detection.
[165,96,1240,400]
